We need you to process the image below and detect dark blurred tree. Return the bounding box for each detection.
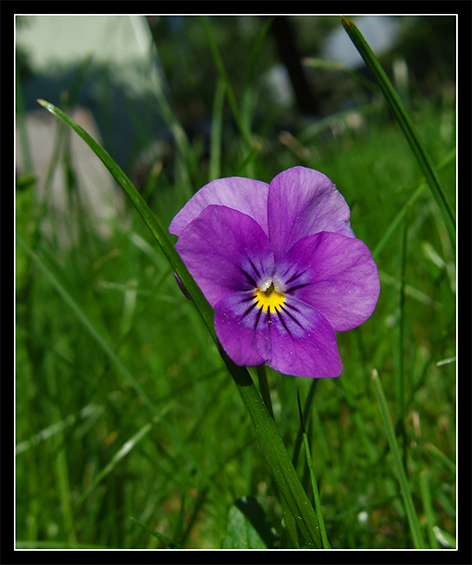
[16,16,35,82]
[146,16,342,127]
[268,16,318,114]
[147,16,281,127]
[392,16,456,91]
[147,16,454,128]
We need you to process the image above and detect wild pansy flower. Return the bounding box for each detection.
[169,166,380,378]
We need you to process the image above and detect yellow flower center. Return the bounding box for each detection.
[254,282,285,312]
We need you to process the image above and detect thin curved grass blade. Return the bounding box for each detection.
[36,99,322,548]
[129,516,183,549]
[371,369,427,548]
[341,17,456,246]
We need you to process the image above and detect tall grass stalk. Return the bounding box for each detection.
[35,99,323,548]
[371,369,427,549]
[341,17,456,246]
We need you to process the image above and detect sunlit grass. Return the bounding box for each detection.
[15,17,456,550]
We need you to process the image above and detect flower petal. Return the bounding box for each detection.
[267,166,355,260]
[176,205,274,307]
[214,292,342,378]
[254,296,342,378]
[280,231,380,332]
[169,177,269,237]
[214,292,266,367]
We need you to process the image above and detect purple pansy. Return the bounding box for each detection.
[169,166,380,378]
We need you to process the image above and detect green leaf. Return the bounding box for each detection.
[341,17,455,246]
[221,496,277,549]
[37,99,322,548]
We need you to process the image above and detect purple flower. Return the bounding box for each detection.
[169,166,380,378]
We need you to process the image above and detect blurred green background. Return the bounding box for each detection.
[16,15,456,549]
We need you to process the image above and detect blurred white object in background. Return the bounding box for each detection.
[16,107,127,246]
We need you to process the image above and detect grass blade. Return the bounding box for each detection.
[17,235,162,418]
[129,517,183,549]
[372,147,455,259]
[201,16,252,150]
[341,17,455,246]
[433,525,456,549]
[209,79,225,181]
[36,99,322,548]
[16,404,103,455]
[419,470,441,549]
[371,369,427,548]
[425,442,456,474]
[292,379,318,468]
[75,421,157,508]
[297,392,331,549]
[396,205,410,466]
[36,99,216,340]
[303,56,377,93]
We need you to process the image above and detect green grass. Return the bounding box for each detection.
[15,17,456,550]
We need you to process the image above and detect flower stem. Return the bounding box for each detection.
[36,99,323,548]
[256,365,274,419]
